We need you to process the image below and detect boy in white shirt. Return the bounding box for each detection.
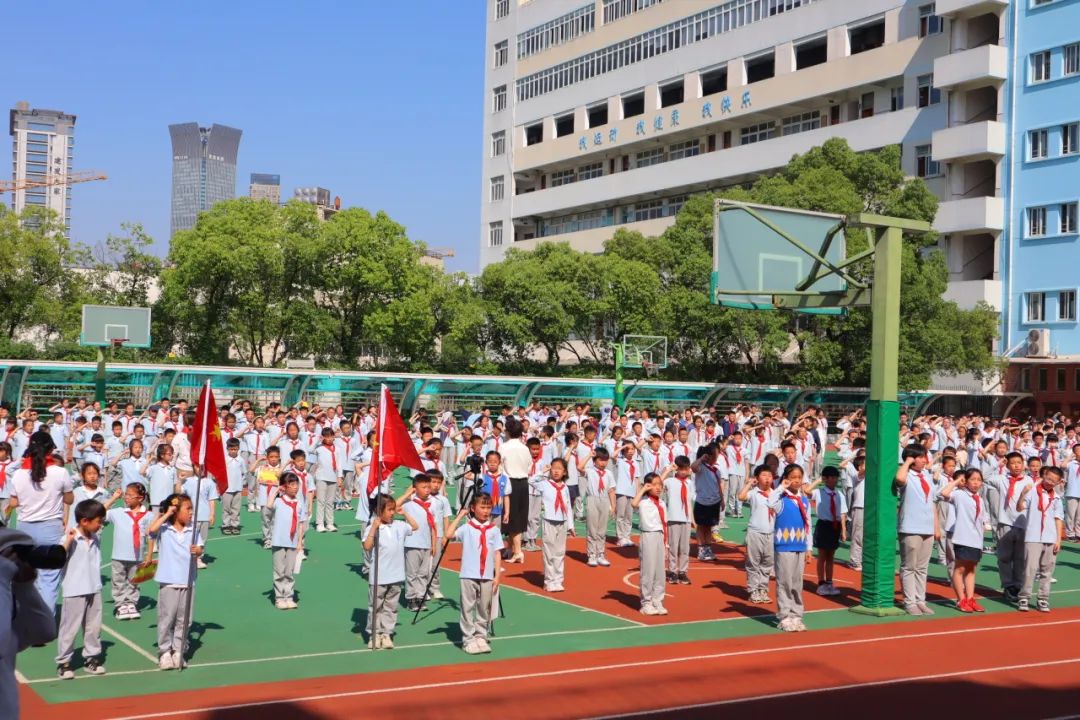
[582,447,616,567]
[1016,467,1065,612]
[531,457,573,592]
[738,465,776,603]
[221,439,246,535]
[400,476,438,611]
[660,457,695,585]
[55,499,108,679]
[448,493,504,654]
[632,473,668,616]
[613,441,642,547]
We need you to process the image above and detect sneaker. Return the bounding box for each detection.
[83,656,106,675]
[678,572,691,585]
[970,600,985,612]
[550,584,565,592]
[793,619,807,632]
[275,599,290,610]
[1003,588,1020,604]
[1017,598,1030,612]
[705,547,717,561]
[587,556,598,567]
[381,635,394,649]
[172,651,183,669]
[654,604,669,616]
[432,590,445,600]
[367,636,377,649]
[917,603,935,616]
[327,524,337,532]
[196,558,208,569]
[128,604,142,620]
[778,617,797,632]
[640,605,659,616]
[696,548,708,561]
[759,593,772,604]
[316,525,326,533]
[665,571,677,583]
[463,639,482,655]
[826,583,842,596]
[159,652,175,671]
[247,504,256,512]
[905,604,923,616]
[477,638,492,653]
[1051,576,1058,584]
[956,598,973,613]
[597,556,611,567]
[286,599,298,609]
[816,584,830,596]
[849,563,862,572]
[1037,600,1051,613]
[57,663,74,680]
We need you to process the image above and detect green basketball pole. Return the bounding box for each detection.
[95,348,107,405]
[614,344,625,410]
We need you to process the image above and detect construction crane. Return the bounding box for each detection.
[0,170,107,195]
[424,247,456,260]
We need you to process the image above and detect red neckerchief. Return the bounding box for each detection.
[469,520,494,576]
[126,509,149,555]
[967,488,981,521]
[1036,484,1055,535]
[648,495,667,544]
[323,441,337,472]
[595,468,606,493]
[485,473,500,506]
[678,476,690,516]
[786,491,809,530]
[916,471,931,498]
[734,445,743,464]
[413,498,436,533]
[1005,474,1024,507]
[281,497,300,540]
[827,488,840,529]
[549,480,568,517]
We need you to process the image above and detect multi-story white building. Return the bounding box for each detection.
[480,0,993,292]
[9,101,76,237]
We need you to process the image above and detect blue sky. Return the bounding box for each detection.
[4,1,486,272]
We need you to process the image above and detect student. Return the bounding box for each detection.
[335,421,360,511]
[143,444,177,509]
[252,447,282,548]
[480,451,511,529]
[725,432,747,519]
[940,468,988,613]
[690,445,723,560]
[180,472,219,568]
[632,473,668,616]
[0,441,13,521]
[769,464,811,632]
[812,466,847,597]
[426,469,452,600]
[660,456,694,585]
[523,438,548,554]
[221,439,245,535]
[847,456,867,571]
[286,448,315,563]
[583,447,615,567]
[933,455,959,566]
[1065,444,1080,542]
[739,464,775,604]
[55,499,108,679]
[532,457,572,592]
[68,463,110,531]
[116,439,145,492]
[313,428,342,533]
[448,492,503,654]
[149,494,204,670]
[1016,467,1065,612]
[106,481,153,621]
[363,493,419,649]
[242,417,270,512]
[613,441,641,548]
[894,447,939,615]
[996,451,1034,603]
[267,472,306,609]
[400,475,438,612]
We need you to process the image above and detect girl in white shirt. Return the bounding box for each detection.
[940,468,989,614]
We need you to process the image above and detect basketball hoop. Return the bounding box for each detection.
[110,338,128,350]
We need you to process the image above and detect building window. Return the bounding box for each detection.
[1038,368,1048,391]
[745,53,775,84]
[602,0,663,24]
[492,85,507,113]
[622,92,645,119]
[1063,123,1079,156]
[1057,368,1067,390]
[555,114,575,137]
[918,4,942,37]
[1061,202,1078,234]
[1028,206,1048,237]
[795,37,827,70]
[782,111,821,136]
[740,121,776,145]
[891,86,905,111]
[1019,368,1031,391]
[495,0,509,20]
[578,161,604,180]
[849,19,886,55]
[668,139,701,160]
[1075,369,1080,391]
[1060,290,1077,321]
[1031,51,1051,82]
[550,169,576,187]
[915,145,940,178]
[517,4,596,59]
[1065,43,1080,76]
[525,123,543,146]
[491,131,506,157]
[659,80,684,108]
[917,74,940,107]
[1027,292,1046,322]
[1030,128,1049,160]
[701,67,728,96]
[489,221,504,247]
[632,199,664,222]
[588,104,608,128]
[635,147,666,168]
[490,176,505,202]
[494,40,509,68]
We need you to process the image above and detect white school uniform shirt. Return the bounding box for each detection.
[271,493,308,548]
[526,455,549,497]
[145,462,177,506]
[563,448,580,488]
[181,476,220,520]
[154,523,202,586]
[533,478,572,522]
[61,531,103,598]
[813,486,847,524]
[430,493,452,538]
[67,485,109,530]
[584,466,612,498]
[10,430,32,461]
[999,474,1035,528]
[117,457,144,490]
[725,444,748,477]
[279,436,307,462]
[48,424,69,455]
[660,442,678,467]
[897,469,937,535]
[1066,460,1080,498]
[637,495,666,533]
[402,498,436,550]
[746,487,775,533]
[642,447,665,476]
[224,455,246,493]
[851,472,866,509]
[313,444,341,482]
[371,520,412,585]
[106,506,154,562]
[1023,486,1064,544]
[0,459,13,500]
[948,489,986,549]
[662,476,695,523]
[482,435,503,456]
[455,520,503,580]
[82,449,106,473]
[104,435,125,465]
[118,415,140,436]
[242,429,270,460]
[614,456,641,497]
[418,455,446,479]
[335,435,361,473]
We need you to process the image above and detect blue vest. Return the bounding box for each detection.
[481,473,509,515]
[774,493,809,552]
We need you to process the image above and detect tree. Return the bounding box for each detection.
[88,223,162,308]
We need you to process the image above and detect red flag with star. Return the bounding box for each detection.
[190,380,228,495]
[366,384,425,495]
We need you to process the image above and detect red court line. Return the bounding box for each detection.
[23,606,1080,720]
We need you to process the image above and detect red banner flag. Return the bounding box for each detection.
[366,384,425,496]
[190,380,229,495]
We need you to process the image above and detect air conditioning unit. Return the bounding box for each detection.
[1026,328,1051,357]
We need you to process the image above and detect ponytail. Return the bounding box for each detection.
[26,430,57,488]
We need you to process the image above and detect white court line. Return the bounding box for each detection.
[103,618,1080,720]
[101,624,158,664]
[587,657,1080,719]
[22,587,1080,684]
[13,669,28,684]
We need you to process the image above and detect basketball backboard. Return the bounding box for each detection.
[622,335,668,369]
[711,200,851,315]
[80,305,152,348]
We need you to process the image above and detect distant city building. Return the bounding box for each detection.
[249,173,281,204]
[169,122,241,237]
[294,186,340,221]
[9,101,76,237]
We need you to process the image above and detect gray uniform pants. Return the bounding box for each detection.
[157,586,193,654]
[542,519,567,587]
[55,593,102,664]
[367,583,401,636]
[666,522,690,574]
[899,533,934,606]
[849,508,865,567]
[459,578,494,642]
[111,559,140,607]
[342,470,355,501]
[1020,542,1056,603]
[272,547,298,601]
[315,481,337,528]
[260,508,272,543]
[1065,497,1080,538]
[745,530,774,593]
[615,495,634,543]
[404,547,432,601]
[775,551,805,620]
[985,484,1001,527]
[222,492,242,529]
[727,476,744,516]
[935,503,950,561]
[586,495,611,559]
[639,532,665,610]
[431,539,443,595]
[526,495,542,543]
[996,523,1026,591]
[243,452,256,502]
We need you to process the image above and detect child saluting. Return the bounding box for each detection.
[447,492,503,654]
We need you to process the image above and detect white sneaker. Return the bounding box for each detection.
[654,604,669,616]
[477,638,492,653]
[247,504,256,512]
[587,556,598,567]
[597,556,611,567]
[196,558,208,569]
[172,651,183,668]
[327,524,337,532]
[316,525,326,533]
[778,618,796,632]
[432,590,445,600]
[793,619,807,632]
[159,653,175,671]
[551,584,565,592]
[640,605,659,616]
[381,635,394,649]
[463,639,482,655]
[275,599,290,609]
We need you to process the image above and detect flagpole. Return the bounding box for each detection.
[369,388,385,648]
[178,380,212,671]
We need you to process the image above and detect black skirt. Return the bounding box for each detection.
[504,477,529,534]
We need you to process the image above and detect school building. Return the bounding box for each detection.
[479,0,1080,416]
